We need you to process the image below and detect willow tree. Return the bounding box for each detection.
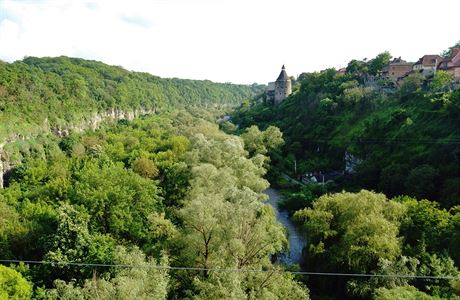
[176,121,308,298]
[294,190,406,297]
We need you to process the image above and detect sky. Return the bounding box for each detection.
[0,0,459,84]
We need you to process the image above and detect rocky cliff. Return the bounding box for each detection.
[0,107,155,188]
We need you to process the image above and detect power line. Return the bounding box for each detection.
[1,259,458,280]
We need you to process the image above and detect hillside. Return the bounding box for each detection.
[233,68,460,207]
[0,56,263,143]
[231,60,460,299]
[0,111,311,299]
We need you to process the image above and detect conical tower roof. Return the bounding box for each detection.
[276,65,289,81]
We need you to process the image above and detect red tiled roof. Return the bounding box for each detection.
[415,55,443,66]
[438,48,460,69]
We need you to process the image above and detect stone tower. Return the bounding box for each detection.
[274,65,292,104]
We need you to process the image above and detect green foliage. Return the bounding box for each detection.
[0,112,308,298]
[368,52,392,76]
[193,267,310,300]
[290,190,460,298]
[241,125,284,156]
[71,161,162,243]
[346,59,368,76]
[430,71,454,92]
[0,56,263,143]
[373,285,443,300]
[132,157,159,178]
[43,203,116,283]
[405,164,439,201]
[233,61,460,207]
[448,208,460,266]
[278,183,331,214]
[48,246,170,300]
[398,197,450,254]
[441,41,460,58]
[0,265,33,299]
[294,190,405,274]
[294,190,407,297]
[399,73,425,98]
[378,163,409,197]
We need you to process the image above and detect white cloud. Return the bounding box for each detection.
[0,0,459,84]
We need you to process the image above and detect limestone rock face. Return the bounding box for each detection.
[0,149,12,189]
[0,107,156,188]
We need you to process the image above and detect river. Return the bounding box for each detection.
[264,188,306,265]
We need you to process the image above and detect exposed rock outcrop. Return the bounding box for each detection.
[0,149,12,189]
[0,107,155,188]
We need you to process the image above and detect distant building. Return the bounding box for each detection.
[382,57,413,81]
[266,65,292,104]
[337,67,347,75]
[413,55,443,76]
[266,82,275,103]
[438,48,460,80]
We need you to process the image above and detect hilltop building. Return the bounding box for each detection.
[382,57,412,81]
[266,65,292,104]
[413,54,443,76]
[337,67,347,75]
[438,48,460,80]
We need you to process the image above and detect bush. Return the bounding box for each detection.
[0,265,33,299]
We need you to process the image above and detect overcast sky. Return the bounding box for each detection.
[0,0,459,84]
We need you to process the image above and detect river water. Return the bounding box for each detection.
[264,188,306,265]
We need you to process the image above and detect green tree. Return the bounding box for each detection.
[193,266,310,300]
[441,41,460,58]
[448,208,460,266]
[405,165,439,201]
[294,190,405,273]
[71,161,162,243]
[374,285,442,300]
[397,197,450,254]
[132,157,159,179]
[379,163,409,197]
[430,70,454,92]
[0,265,33,299]
[346,59,368,76]
[294,190,406,297]
[368,52,392,76]
[241,125,284,156]
[44,204,115,283]
[241,126,266,156]
[399,73,425,98]
[49,246,170,300]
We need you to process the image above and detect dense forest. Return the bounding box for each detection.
[233,58,459,207]
[0,56,263,142]
[0,111,310,299]
[1,51,460,299]
[0,57,311,299]
[231,49,460,298]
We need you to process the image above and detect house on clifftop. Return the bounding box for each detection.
[266,65,292,104]
[382,57,413,82]
[438,48,460,80]
[413,54,443,76]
